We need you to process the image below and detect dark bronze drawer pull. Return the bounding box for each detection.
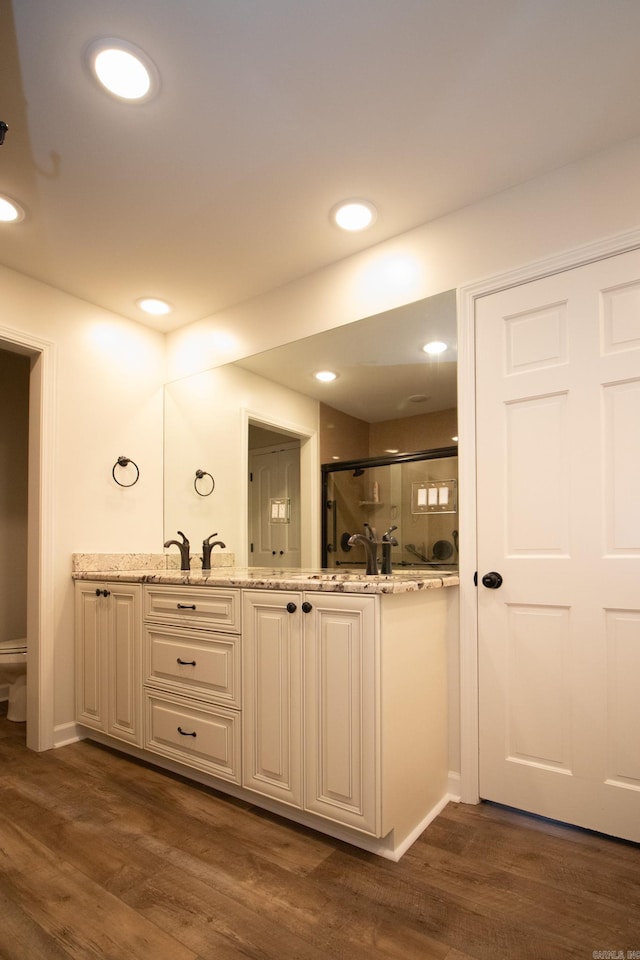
[177,603,196,610]
[176,657,196,666]
[177,726,197,737]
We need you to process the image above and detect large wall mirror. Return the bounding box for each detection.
[163,289,457,569]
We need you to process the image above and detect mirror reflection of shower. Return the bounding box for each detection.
[322,447,458,572]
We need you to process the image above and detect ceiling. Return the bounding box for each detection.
[3,0,640,333]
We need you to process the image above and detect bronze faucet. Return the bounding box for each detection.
[163,530,191,570]
[348,524,379,575]
[202,533,226,571]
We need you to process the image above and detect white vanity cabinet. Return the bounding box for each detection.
[142,584,242,784]
[75,581,142,746]
[74,571,454,859]
[242,587,448,842]
[241,590,303,808]
[242,589,376,831]
[303,593,378,834]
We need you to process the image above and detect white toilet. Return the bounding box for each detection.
[0,638,27,722]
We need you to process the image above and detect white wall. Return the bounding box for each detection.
[166,134,640,380]
[0,266,165,730]
[165,364,319,565]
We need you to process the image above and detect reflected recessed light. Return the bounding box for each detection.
[137,297,172,316]
[314,370,338,382]
[423,340,447,356]
[331,199,377,232]
[87,38,159,102]
[0,194,25,223]
[385,448,399,454]
[451,436,459,442]
[408,394,430,403]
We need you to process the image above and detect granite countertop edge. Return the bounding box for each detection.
[72,568,460,595]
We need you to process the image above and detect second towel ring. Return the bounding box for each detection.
[194,469,215,497]
[112,456,140,488]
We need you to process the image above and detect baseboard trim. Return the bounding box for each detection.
[448,770,462,802]
[54,721,86,748]
[388,793,455,862]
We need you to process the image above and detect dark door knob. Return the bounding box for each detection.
[286,602,297,613]
[301,601,312,613]
[481,571,503,589]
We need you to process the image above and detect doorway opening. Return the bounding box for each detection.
[243,412,320,569]
[248,424,301,568]
[0,327,55,751]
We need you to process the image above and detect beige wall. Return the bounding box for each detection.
[0,348,29,645]
[166,135,640,382]
[319,403,369,463]
[320,403,457,463]
[0,266,165,730]
[369,409,457,458]
[165,363,319,566]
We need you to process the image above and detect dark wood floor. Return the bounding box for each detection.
[1,706,639,960]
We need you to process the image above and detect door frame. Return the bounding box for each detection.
[0,325,56,751]
[457,225,640,804]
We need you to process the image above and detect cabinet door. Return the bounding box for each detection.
[242,590,302,807]
[75,583,108,731]
[106,584,142,745]
[304,594,380,835]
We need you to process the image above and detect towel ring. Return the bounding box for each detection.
[194,469,215,497]
[112,456,140,488]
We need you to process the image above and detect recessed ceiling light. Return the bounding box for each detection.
[314,370,338,382]
[331,199,377,232]
[137,297,172,316]
[0,194,25,223]
[385,448,399,454]
[87,38,159,102]
[451,436,459,442]
[423,340,447,356]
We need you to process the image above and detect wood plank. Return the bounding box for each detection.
[0,818,199,960]
[2,709,639,960]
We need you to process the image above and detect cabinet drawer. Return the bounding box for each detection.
[144,624,240,707]
[144,585,240,633]
[144,691,240,784]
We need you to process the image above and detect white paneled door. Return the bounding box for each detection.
[249,443,301,568]
[476,248,640,842]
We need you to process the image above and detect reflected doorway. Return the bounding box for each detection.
[248,424,301,568]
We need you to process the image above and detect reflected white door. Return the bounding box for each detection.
[476,248,640,842]
[249,444,301,568]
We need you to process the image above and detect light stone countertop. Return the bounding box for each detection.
[72,566,459,595]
